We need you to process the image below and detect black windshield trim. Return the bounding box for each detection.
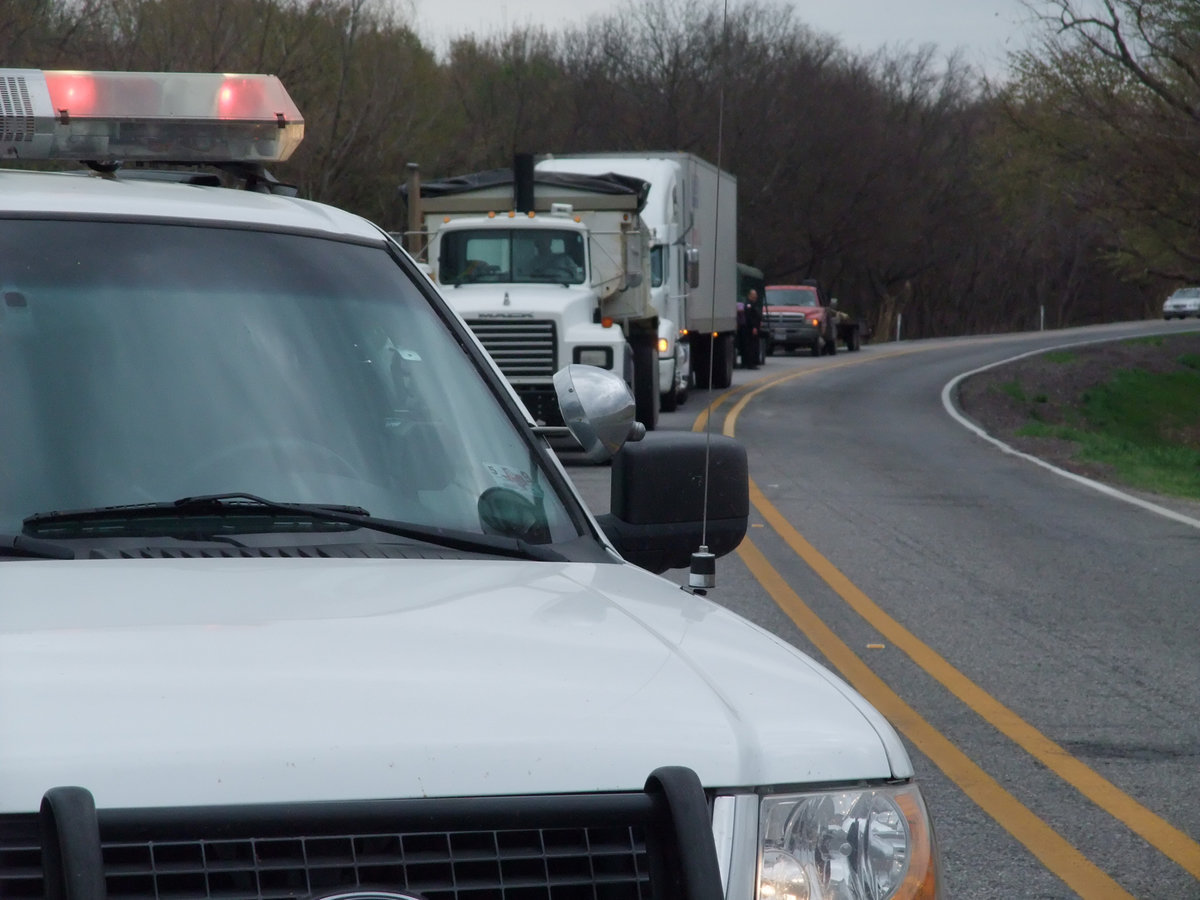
[23,494,566,562]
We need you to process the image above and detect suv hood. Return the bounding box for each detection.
[0,558,907,812]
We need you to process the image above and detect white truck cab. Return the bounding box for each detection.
[411,163,662,432]
[0,70,940,900]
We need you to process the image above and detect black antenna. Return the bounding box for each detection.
[688,0,731,594]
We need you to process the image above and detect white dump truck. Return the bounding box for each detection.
[406,159,664,431]
[537,153,740,403]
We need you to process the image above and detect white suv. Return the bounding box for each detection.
[0,70,941,900]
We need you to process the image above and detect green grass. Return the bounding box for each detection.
[1123,335,1165,348]
[1019,366,1200,499]
[1043,350,1077,364]
[997,380,1026,402]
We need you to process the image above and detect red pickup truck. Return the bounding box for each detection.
[762,281,867,356]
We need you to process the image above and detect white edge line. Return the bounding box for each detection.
[941,335,1200,531]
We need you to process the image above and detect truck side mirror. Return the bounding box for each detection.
[625,240,643,289]
[553,364,646,463]
[685,247,700,290]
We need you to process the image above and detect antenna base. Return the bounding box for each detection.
[688,547,716,592]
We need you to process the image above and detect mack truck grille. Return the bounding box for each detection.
[465,319,558,377]
[3,769,721,900]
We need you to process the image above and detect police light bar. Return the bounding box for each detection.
[0,69,304,163]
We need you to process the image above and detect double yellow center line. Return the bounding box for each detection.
[698,359,1200,897]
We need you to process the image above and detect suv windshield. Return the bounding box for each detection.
[0,219,581,546]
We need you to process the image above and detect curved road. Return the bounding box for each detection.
[567,320,1200,899]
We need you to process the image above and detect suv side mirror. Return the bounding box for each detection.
[597,432,748,573]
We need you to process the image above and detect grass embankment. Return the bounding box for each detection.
[998,336,1200,500]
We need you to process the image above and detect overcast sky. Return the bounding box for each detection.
[409,0,1041,79]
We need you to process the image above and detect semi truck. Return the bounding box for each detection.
[537,153,740,400]
[404,159,663,431]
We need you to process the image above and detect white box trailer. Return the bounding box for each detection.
[537,153,739,396]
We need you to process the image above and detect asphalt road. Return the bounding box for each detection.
[562,320,1200,900]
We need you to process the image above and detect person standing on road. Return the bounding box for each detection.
[738,288,763,369]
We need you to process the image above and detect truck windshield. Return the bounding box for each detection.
[0,219,581,546]
[440,229,585,285]
[766,289,819,306]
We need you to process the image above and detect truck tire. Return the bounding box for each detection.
[660,361,678,412]
[712,333,734,389]
[691,337,712,389]
[847,327,861,351]
[810,340,821,358]
[632,337,659,430]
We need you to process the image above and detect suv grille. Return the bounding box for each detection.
[466,319,557,377]
[8,771,720,900]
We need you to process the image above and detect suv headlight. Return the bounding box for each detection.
[758,783,939,900]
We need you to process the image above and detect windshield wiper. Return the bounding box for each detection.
[23,492,561,561]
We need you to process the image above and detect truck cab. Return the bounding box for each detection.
[428,215,629,427]
[413,168,661,432]
[763,283,833,356]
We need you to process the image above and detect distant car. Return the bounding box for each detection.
[1163,286,1200,319]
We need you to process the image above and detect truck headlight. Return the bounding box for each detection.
[573,347,613,368]
[758,784,939,900]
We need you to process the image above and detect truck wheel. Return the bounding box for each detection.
[632,338,659,430]
[660,361,678,412]
[848,328,861,351]
[691,338,712,389]
[827,332,837,355]
[712,333,734,389]
[810,341,821,357]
